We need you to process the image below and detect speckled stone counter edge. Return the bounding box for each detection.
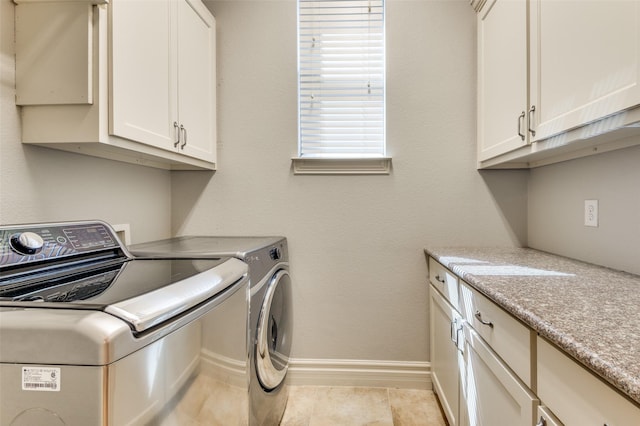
[425,247,640,406]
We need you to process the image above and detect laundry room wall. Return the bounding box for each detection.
[0,0,172,243]
[528,144,640,276]
[172,0,529,366]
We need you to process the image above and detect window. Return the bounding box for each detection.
[294,0,389,174]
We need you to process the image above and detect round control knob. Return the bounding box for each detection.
[10,232,45,255]
[269,247,282,261]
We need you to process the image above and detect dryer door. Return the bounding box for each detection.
[256,269,292,390]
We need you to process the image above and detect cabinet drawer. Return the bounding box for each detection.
[459,280,532,386]
[428,257,459,309]
[537,337,640,425]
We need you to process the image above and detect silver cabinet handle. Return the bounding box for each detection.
[435,274,445,284]
[528,105,536,138]
[173,121,180,147]
[451,320,457,344]
[450,319,465,352]
[517,111,526,141]
[180,125,187,149]
[455,322,464,353]
[536,416,546,426]
[474,311,494,328]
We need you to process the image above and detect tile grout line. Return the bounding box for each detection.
[386,387,394,425]
[307,386,318,426]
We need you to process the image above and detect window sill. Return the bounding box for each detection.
[291,157,392,175]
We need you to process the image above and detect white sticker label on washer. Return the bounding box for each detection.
[22,367,61,392]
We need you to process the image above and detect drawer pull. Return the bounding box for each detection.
[474,311,494,328]
[536,417,545,426]
[435,274,445,283]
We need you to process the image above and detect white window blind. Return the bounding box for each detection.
[298,0,386,158]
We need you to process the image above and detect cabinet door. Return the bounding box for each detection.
[430,285,462,426]
[537,337,640,425]
[477,0,529,162]
[459,325,537,426]
[177,0,216,163]
[109,0,178,150]
[531,1,640,142]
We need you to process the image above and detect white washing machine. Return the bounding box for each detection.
[130,236,293,425]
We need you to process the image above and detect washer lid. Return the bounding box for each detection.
[1,257,248,333]
[104,257,247,332]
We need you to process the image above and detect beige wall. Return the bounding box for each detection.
[0,0,172,242]
[528,144,640,276]
[2,0,635,368]
[1,0,535,364]
[173,0,528,361]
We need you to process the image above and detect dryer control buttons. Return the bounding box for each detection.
[269,247,282,261]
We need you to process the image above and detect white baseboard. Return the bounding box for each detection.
[200,349,247,389]
[286,358,432,390]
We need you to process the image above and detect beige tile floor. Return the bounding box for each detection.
[280,386,447,426]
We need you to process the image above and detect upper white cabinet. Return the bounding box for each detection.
[477,0,529,162]
[110,0,216,163]
[109,0,176,153]
[15,0,216,171]
[175,0,216,161]
[477,0,640,169]
[533,1,640,142]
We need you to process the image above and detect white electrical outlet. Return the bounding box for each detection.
[584,200,598,227]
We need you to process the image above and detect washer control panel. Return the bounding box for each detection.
[0,221,122,267]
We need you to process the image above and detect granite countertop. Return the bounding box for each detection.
[425,247,640,405]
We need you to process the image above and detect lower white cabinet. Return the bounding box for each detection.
[428,256,537,426]
[459,324,538,426]
[537,337,640,426]
[429,255,640,426]
[430,284,462,426]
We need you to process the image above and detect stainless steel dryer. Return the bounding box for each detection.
[130,236,293,426]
